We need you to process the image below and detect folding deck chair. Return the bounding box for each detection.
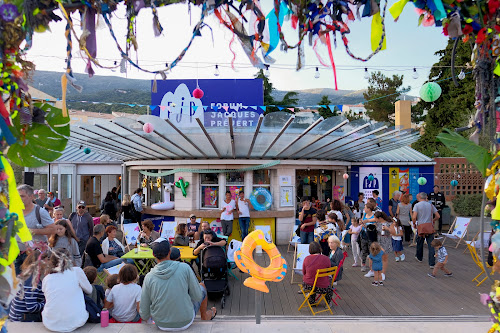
[291,243,310,284]
[464,231,490,254]
[442,217,471,248]
[467,242,494,286]
[298,266,338,316]
[288,219,301,253]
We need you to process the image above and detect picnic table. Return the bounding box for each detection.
[121,246,197,275]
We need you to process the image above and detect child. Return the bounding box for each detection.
[428,239,453,278]
[391,218,405,261]
[327,212,340,237]
[352,202,361,219]
[348,219,362,267]
[83,266,105,309]
[49,219,82,267]
[105,264,142,323]
[369,242,384,286]
[105,274,119,298]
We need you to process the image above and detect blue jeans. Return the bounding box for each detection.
[98,258,133,272]
[239,217,250,240]
[416,233,436,266]
[300,231,314,244]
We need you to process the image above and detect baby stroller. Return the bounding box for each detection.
[200,246,230,308]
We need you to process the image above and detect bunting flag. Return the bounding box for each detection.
[222,106,229,112]
[150,105,157,111]
[213,106,219,112]
[159,105,166,111]
[288,107,294,112]
[259,106,266,112]
[192,106,198,112]
[277,106,284,110]
[203,106,209,111]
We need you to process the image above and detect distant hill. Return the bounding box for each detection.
[29,70,413,114]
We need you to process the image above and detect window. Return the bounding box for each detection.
[226,172,244,200]
[201,173,219,208]
[253,170,271,189]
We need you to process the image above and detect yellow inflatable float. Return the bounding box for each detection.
[234,229,287,293]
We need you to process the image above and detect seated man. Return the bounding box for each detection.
[140,239,216,330]
[193,230,227,257]
[187,214,201,241]
[86,224,126,271]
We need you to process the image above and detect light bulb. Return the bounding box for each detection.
[363,68,369,80]
[458,69,465,80]
[314,67,320,79]
[214,64,220,77]
[264,65,270,77]
[412,68,419,79]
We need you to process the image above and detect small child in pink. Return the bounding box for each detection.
[348,219,362,267]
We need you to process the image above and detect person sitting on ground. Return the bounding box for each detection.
[86,224,125,271]
[105,274,119,298]
[187,214,201,241]
[102,226,126,258]
[173,223,189,246]
[9,249,49,322]
[49,219,82,267]
[301,242,333,306]
[193,230,227,257]
[42,248,92,332]
[328,235,344,284]
[138,219,160,247]
[83,266,105,309]
[105,264,142,323]
[140,239,217,330]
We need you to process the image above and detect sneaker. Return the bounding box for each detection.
[379,281,384,286]
[395,256,400,262]
[352,263,360,267]
[444,273,453,277]
[364,270,374,278]
[429,266,435,269]
[332,281,338,286]
[361,265,368,272]
[427,273,436,278]
[372,281,379,286]
[415,256,422,263]
[400,254,405,261]
[381,273,386,281]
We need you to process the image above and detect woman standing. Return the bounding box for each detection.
[301,242,333,305]
[121,194,134,224]
[328,235,344,285]
[359,203,377,272]
[102,226,126,258]
[397,193,413,243]
[138,220,161,246]
[42,248,92,332]
[101,192,118,220]
[364,211,394,281]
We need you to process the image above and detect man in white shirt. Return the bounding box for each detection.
[131,188,143,224]
[236,191,253,240]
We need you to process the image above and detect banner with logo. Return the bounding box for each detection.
[359,167,382,200]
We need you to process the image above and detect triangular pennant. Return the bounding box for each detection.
[249,106,257,110]
[213,106,219,112]
[222,106,229,112]
[337,104,343,112]
[203,106,209,111]
[320,105,326,108]
[105,103,113,106]
[288,107,295,112]
[259,106,266,111]
[150,105,157,111]
[192,106,198,112]
[160,105,166,111]
[128,104,135,107]
[277,106,284,111]
[328,105,336,113]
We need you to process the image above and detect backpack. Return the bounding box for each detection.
[84,293,101,323]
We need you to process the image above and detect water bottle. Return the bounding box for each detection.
[101,308,109,327]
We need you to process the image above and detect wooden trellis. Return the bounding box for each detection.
[434,158,484,201]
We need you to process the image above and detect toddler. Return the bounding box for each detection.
[105,274,119,298]
[391,218,405,261]
[369,242,384,286]
[428,239,453,278]
[105,264,142,323]
[348,219,362,267]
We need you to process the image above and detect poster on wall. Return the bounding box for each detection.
[280,186,294,207]
[303,185,311,197]
[359,167,382,200]
[227,186,244,200]
[203,186,218,207]
[333,185,345,201]
[389,167,420,199]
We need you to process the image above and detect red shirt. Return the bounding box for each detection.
[300,207,317,233]
[302,254,331,288]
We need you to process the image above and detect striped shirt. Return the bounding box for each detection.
[8,277,45,321]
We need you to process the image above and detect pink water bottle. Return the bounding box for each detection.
[101,308,109,327]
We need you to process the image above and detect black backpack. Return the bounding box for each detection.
[84,293,102,323]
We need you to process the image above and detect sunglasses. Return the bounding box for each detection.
[78,206,85,209]
[190,216,196,219]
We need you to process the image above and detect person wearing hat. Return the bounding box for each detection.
[140,239,217,329]
[187,214,201,241]
[69,201,94,257]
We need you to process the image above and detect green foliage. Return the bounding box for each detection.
[67,89,151,114]
[7,103,70,167]
[363,71,409,124]
[412,40,475,157]
[452,194,483,217]
[317,95,337,119]
[255,69,298,114]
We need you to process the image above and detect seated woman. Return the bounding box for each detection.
[9,249,49,322]
[105,264,142,323]
[301,242,333,305]
[42,248,92,332]
[328,235,344,284]
[193,231,227,257]
[173,223,189,246]
[102,226,126,258]
[138,220,160,247]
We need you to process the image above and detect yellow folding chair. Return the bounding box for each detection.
[467,242,494,287]
[298,266,338,316]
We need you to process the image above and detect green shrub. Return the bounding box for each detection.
[451,194,483,216]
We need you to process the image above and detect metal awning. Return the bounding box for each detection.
[66,112,422,162]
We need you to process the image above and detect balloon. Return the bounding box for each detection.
[143,122,154,133]
[193,88,204,99]
[368,174,374,182]
[417,177,427,185]
[303,176,309,184]
[83,148,91,154]
[175,177,190,197]
[326,175,331,181]
[343,173,349,179]
[450,179,458,187]
[420,82,442,102]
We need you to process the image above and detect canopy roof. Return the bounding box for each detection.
[67,112,424,163]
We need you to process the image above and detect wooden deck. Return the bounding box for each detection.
[206,244,490,317]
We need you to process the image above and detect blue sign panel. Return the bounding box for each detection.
[151,79,264,128]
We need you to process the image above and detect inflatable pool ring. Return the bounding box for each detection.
[250,187,272,211]
[234,229,287,293]
[151,183,175,210]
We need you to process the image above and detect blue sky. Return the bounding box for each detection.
[26,2,449,98]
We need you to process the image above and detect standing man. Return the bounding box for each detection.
[15,185,56,274]
[298,197,317,244]
[412,192,440,269]
[388,191,401,219]
[35,189,53,212]
[236,191,253,240]
[69,201,94,257]
[428,185,446,234]
[131,188,143,225]
[220,191,235,237]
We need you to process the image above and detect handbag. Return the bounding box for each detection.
[417,222,434,236]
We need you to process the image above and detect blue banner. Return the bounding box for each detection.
[151,79,264,128]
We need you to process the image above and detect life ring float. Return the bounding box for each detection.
[234,229,287,293]
[250,187,272,211]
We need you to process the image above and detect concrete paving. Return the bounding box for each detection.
[8,316,492,333]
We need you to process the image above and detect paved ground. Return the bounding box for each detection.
[9,317,492,333]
